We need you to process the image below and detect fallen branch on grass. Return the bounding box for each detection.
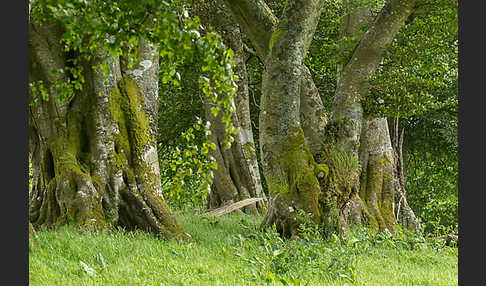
[203,198,264,216]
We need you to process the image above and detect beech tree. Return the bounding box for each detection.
[223,0,424,237]
[337,0,420,231]
[28,0,238,239]
[29,26,188,238]
[194,0,266,214]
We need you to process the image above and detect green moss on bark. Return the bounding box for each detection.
[242,142,257,159]
[379,154,396,229]
[358,153,396,230]
[44,129,107,230]
[108,77,153,167]
[276,126,322,224]
[108,76,189,240]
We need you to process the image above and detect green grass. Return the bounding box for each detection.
[29,213,457,285]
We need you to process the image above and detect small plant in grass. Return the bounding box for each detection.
[326,247,358,284]
[295,209,324,242]
[345,223,457,255]
[232,223,314,285]
[234,214,341,285]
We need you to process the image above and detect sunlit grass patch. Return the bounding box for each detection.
[29,213,457,285]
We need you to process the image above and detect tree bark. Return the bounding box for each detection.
[194,0,266,214]
[328,0,417,233]
[29,22,189,240]
[336,1,420,232]
[335,1,394,231]
[331,0,417,156]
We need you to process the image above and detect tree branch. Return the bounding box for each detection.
[223,0,277,57]
[339,0,418,92]
[242,42,257,63]
[331,0,417,154]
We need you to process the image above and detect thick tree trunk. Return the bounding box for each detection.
[336,1,397,231]
[346,117,396,230]
[223,0,328,158]
[334,1,420,232]
[257,0,326,238]
[328,0,417,233]
[195,0,265,214]
[28,22,189,240]
[223,0,332,237]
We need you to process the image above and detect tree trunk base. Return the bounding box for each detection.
[260,196,299,238]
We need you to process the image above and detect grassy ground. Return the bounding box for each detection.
[29,213,457,285]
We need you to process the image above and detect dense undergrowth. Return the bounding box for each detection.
[29,213,457,285]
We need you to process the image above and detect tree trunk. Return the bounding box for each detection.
[28,22,189,240]
[346,117,396,230]
[327,0,417,233]
[257,0,326,238]
[221,1,330,236]
[389,118,421,231]
[195,0,266,214]
[336,0,401,231]
[223,0,329,158]
[331,0,417,155]
[346,117,420,232]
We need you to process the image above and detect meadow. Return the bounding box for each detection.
[29,213,457,286]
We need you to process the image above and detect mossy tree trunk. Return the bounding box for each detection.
[29,22,189,240]
[326,0,417,233]
[249,0,326,238]
[346,117,396,230]
[224,0,417,237]
[338,1,420,232]
[223,0,329,158]
[336,1,392,231]
[347,117,420,232]
[321,0,417,234]
[195,0,266,214]
[223,0,329,236]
